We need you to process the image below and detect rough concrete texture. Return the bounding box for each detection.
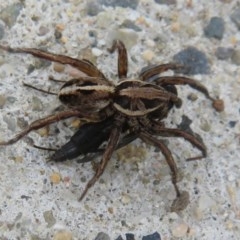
[0,0,239,239]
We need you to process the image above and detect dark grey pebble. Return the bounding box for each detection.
[86,1,103,16]
[178,115,193,132]
[204,17,225,40]
[142,232,161,240]
[95,232,111,240]
[154,0,176,5]
[173,47,210,75]
[0,23,5,40]
[215,47,234,60]
[126,233,135,240]
[116,232,161,240]
[229,121,237,128]
[120,20,142,32]
[116,236,124,240]
[231,49,240,65]
[54,29,62,41]
[230,7,240,30]
[0,3,24,28]
[99,0,139,9]
[115,233,135,240]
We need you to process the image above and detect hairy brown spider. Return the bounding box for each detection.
[0,40,223,202]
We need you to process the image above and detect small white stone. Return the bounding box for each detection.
[171,222,189,238]
[92,47,103,57]
[142,49,155,61]
[227,174,235,182]
[145,39,155,48]
[121,194,131,204]
[98,39,106,46]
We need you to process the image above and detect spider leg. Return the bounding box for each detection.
[79,127,121,201]
[0,44,105,78]
[155,76,224,112]
[154,76,215,101]
[48,76,67,83]
[0,110,100,146]
[108,40,128,79]
[23,82,57,95]
[139,63,183,81]
[150,120,207,161]
[139,131,181,197]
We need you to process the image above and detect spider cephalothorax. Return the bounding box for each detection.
[0,40,223,204]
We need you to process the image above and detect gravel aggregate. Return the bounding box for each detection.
[0,0,239,239]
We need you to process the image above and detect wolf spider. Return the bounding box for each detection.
[0,40,223,202]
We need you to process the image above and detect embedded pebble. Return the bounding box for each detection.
[0,94,6,108]
[194,195,215,220]
[0,3,24,27]
[0,55,4,65]
[53,62,65,73]
[92,47,103,57]
[231,49,240,65]
[121,194,131,204]
[116,144,147,163]
[3,115,16,131]
[227,174,236,182]
[71,118,81,128]
[200,120,211,132]
[43,210,56,228]
[228,121,237,128]
[34,58,52,69]
[215,47,234,60]
[86,1,103,16]
[204,17,225,40]
[36,126,49,137]
[6,96,17,104]
[173,47,210,74]
[116,236,124,240]
[54,29,62,41]
[145,39,155,48]
[171,222,189,238]
[0,23,4,39]
[95,232,111,240]
[99,0,139,9]
[177,115,192,131]
[154,0,176,4]
[142,231,161,240]
[230,7,240,30]
[17,117,28,129]
[120,20,142,32]
[187,93,198,101]
[32,96,43,111]
[14,156,23,163]
[142,50,155,61]
[53,231,73,240]
[50,172,61,184]
[125,233,134,240]
[38,25,50,36]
